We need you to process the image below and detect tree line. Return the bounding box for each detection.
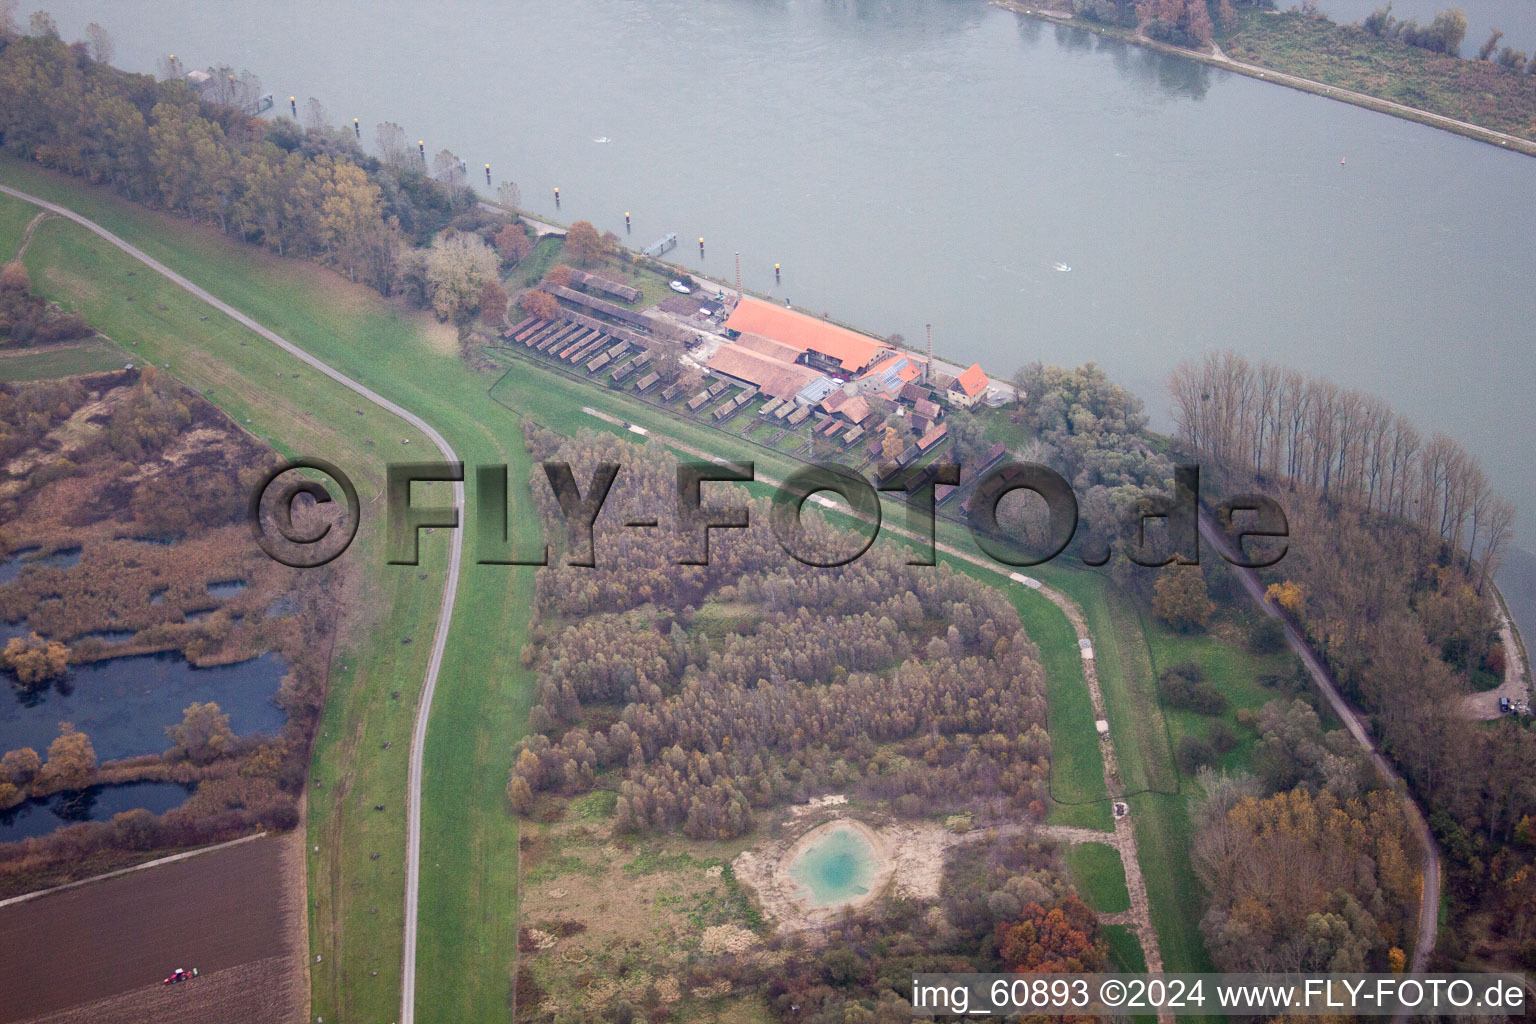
[0,27,477,293]
[1171,350,1536,973]
[1170,350,1515,588]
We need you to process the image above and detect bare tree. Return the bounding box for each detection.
[1477,497,1516,593]
[302,97,329,131]
[497,180,522,210]
[0,1,18,38]
[84,22,113,64]
[375,122,412,169]
[156,53,184,81]
[432,148,462,183]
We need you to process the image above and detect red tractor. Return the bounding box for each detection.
[162,967,198,985]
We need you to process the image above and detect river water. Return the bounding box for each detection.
[27,0,1536,642]
[1316,0,1536,59]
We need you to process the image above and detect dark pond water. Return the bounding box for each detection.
[0,780,194,843]
[0,651,288,762]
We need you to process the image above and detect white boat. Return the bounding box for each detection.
[669,280,692,294]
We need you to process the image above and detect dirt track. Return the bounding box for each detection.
[0,835,304,1024]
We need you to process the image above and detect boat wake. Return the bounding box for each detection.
[1052,262,1072,272]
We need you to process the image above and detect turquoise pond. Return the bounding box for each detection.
[788,826,878,908]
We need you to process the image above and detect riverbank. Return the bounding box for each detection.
[993,0,1536,156]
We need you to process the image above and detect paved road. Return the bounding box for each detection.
[1198,512,1442,976]
[0,183,464,1024]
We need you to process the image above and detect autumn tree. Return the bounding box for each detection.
[422,233,500,322]
[35,722,97,791]
[565,220,606,265]
[881,424,905,461]
[545,263,573,288]
[166,701,237,764]
[493,223,533,265]
[999,896,1106,972]
[1266,579,1304,616]
[519,289,560,321]
[1152,566,1212,630]
[1193,787,1419,972]
[478,280,509,325]
[1,631,69,686]
[0,747,41,787]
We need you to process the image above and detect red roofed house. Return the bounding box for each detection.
[948,363,989,408]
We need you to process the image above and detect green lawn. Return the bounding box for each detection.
[1068,841,1131,914]
[1102,923,1147,972]
[0,338,127,381]
[0,192,38,257]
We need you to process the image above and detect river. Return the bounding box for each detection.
[26,0,1536,645]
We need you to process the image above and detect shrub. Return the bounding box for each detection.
[1249,617,1287,655]
[1160,662,1229,715]
[1176,735,1217,774]
[1209,720,1239,754]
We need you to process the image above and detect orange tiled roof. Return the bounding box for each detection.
[724,298,891,373]
[954,363,988,397]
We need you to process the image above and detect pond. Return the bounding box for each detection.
[0,548,82,586]
[0,780,194,844]
[0,651,288,762]
[788,822,879,909]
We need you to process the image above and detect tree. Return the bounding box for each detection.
[423,233,500,322]
[881,424,905,461]
[36,723,96,791]
[1266,579,1304,615]
[166,701,236,764]
[1153,566,1212,630]
[999,896,1106,972]
[1,260,28,292]
[545,263,573,287]
[83,22,112,63]
[302,97,329,131]
[2,631,69,686]
[507,775,534,815]
[493,224,533,265]
[478,280,509,324]
[374,121,413,168]
[1496,47,1528,71]
[27,10,57,38]
[1479,27,1505,59]
[0,746,40,786]
[519,289,559,321]
[565,220,605,265]
[431,148,461,182]
[496,180,522,210]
